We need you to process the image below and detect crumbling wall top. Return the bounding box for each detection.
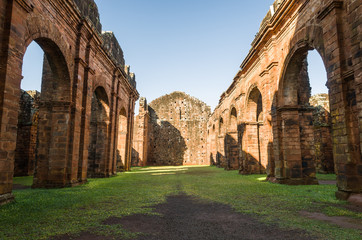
[101,31,125,68]
[259,0,283,32]
[73,0,102,33]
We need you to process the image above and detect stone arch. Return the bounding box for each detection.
[229,106,238,131]
[216,117,226,167]
[242,86,265,174]
[278,25,327,106]
[87,86,111,178]
[225,106,239,170]
[23,15,73,81]
[18,36,72,188]
[218,117,224,135]
[273,25,331,185]
[246,86,263,122]
[117,107,128,171]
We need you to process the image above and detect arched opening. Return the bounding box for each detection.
[217,118,225,167]
[14,43,42,179]
[276,47,335,184]
[308,50,334,174]
[209,124,216,165]
[87,87,110,178]
[226,107,239,170]
[244,87,264,174]
[218,118,224,135]
[13,38,71,188]
[117,108,128,171]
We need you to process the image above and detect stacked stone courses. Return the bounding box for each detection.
[207,0,361,201]
[132,92,211,166]
[0,0,139,205]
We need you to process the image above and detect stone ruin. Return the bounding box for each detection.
[14,90,40,177]
[310,94,334,174]
[0,0,361,205]
[206,0,361,201]
[0,0,138,205]
[132,92,211,166]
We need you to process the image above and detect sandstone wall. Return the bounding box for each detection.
[310,94,334,173]
[132,92,211,166]
[132,97,149,166]
[0,0,139,205]
[207,0,361,198]
[14,90,40,177]
[73,0,102,33]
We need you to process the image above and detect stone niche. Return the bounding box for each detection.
[132,92,211,166]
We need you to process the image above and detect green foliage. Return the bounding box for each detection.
[0,167,360,240]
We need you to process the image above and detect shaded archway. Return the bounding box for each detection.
[209,124,217,165]
[226,107,239,170]
[87,87,110,178]
[14,41,42,178]
[308,50,334,174]
[217,117,225,167]
[117,108,128,171]
[14,38,72,188]
[275,45,329,185]
[242,87,265,174]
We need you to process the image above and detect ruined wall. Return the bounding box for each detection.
[207,0,361,199]
[132,98,149,166]
[133,92,211,166]
[73,0,102,33]
[310,94,334,173]
[0,0,139,205]
[14,90,40,177]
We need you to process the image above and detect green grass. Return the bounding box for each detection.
[0,166,360,240]
[316,173,337,181]
[12,176,33,186]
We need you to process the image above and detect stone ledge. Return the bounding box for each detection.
[0,193,15,206]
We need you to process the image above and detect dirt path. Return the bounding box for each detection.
[58,193,313,240]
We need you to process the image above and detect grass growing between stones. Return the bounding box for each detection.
[0,166,360,240]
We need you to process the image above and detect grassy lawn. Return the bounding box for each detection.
[0,166,360,240]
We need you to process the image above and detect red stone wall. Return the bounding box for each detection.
[14,90,40,177]
[207,0,361,198]
[132,92,211,166]
[310,94,334,173]
[0,0,139,205]
[132,97,149,167]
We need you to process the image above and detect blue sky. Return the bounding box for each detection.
[22,0,328,111]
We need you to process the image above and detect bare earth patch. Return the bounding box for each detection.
[300,211,362,231]
[318,180,337,185]
[12,184,30,190]
[55,193,314,240]
[105,194,312,240]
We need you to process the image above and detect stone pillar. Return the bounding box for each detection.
[126,98,136,171]
[0,1,24,204]
[243,123,261,174]
[318,2,361,198]
[277,108,318,185]
[33,101,72,188]
[14,91,39,176]
[132,97,149,167]
[225,131,239,170]
[106,75,117,177]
